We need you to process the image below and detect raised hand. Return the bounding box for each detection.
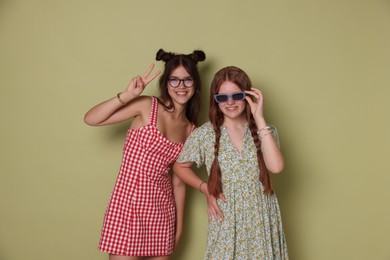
[245,87,265,119]
[124,64,161,99]
[84,64,161,126]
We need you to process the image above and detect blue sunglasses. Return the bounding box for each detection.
[214,92,246,103]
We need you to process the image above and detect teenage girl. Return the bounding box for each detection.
[174,66,288,259]
[84,49,206,260]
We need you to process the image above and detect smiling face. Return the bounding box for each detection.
[167,65,195,106]
[217,81,246,121]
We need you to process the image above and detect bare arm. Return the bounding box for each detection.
[83,64,160,126]
[172,172,185,247]
[245,88,284,173]
[254,117,284,173]
[173,162,225,220]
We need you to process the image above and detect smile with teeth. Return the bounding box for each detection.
[225,106,238,111]
[175,91,189,96]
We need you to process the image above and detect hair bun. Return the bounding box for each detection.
[156,49,175,62]
[156,48,206,64]
[190,50,206,63]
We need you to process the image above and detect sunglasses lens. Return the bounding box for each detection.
[215,94,228,103]
[214,92,246,103]
[232,92,245,101]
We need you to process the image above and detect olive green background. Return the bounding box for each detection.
[1,0,389,259]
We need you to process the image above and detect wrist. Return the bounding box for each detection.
[254,116,267,129]
[117,91,136,105]
[258,129,272,141]
[116,92,127,105]
[198,181,206,193]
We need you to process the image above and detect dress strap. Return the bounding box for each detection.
[183,123,196,142]
[150,97,158,126]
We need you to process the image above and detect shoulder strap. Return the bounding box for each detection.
[183,123,196,142]
[150,97,158,126]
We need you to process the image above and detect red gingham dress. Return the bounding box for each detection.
[98,97,194,256]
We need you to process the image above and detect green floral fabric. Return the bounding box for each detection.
[177,122,289,260]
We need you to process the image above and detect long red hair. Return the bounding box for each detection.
[207,66,273,196]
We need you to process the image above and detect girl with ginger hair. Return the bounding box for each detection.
[174,66,288,259]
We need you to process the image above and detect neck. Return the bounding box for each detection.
[164,100,188,120]
[223,115,246,129]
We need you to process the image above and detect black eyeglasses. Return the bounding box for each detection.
[214,92,246,103]
[168,77,194,88]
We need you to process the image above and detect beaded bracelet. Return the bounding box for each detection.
[116,92,126,105]
[256,126,271,135]
[259,130,272,141]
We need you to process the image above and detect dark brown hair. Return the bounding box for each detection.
[155,49,206,125]
[207,66,273,195]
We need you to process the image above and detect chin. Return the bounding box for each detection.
[174,93,193,101]
[173,97,191,105]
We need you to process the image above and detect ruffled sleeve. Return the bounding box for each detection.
[176,126,205,168]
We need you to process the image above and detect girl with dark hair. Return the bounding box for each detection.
[173,66,288,259]
[84,49,206,260]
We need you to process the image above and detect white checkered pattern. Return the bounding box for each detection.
[98,97,193,256]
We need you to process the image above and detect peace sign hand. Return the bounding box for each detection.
[245,87,265,119]
[124,64,161,99]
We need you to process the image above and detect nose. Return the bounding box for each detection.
[227,97,235,105]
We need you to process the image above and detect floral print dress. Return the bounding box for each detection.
[177,122,289,260]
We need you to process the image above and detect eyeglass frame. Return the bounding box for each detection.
[214,91,246,103]
[168,77,195,88]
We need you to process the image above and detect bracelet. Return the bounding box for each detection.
[198,181,205,193]
[259,130,272,141]
[256,126,271,135]
[116,92,126,105]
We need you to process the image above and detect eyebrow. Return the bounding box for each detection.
[169,76,193,79]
